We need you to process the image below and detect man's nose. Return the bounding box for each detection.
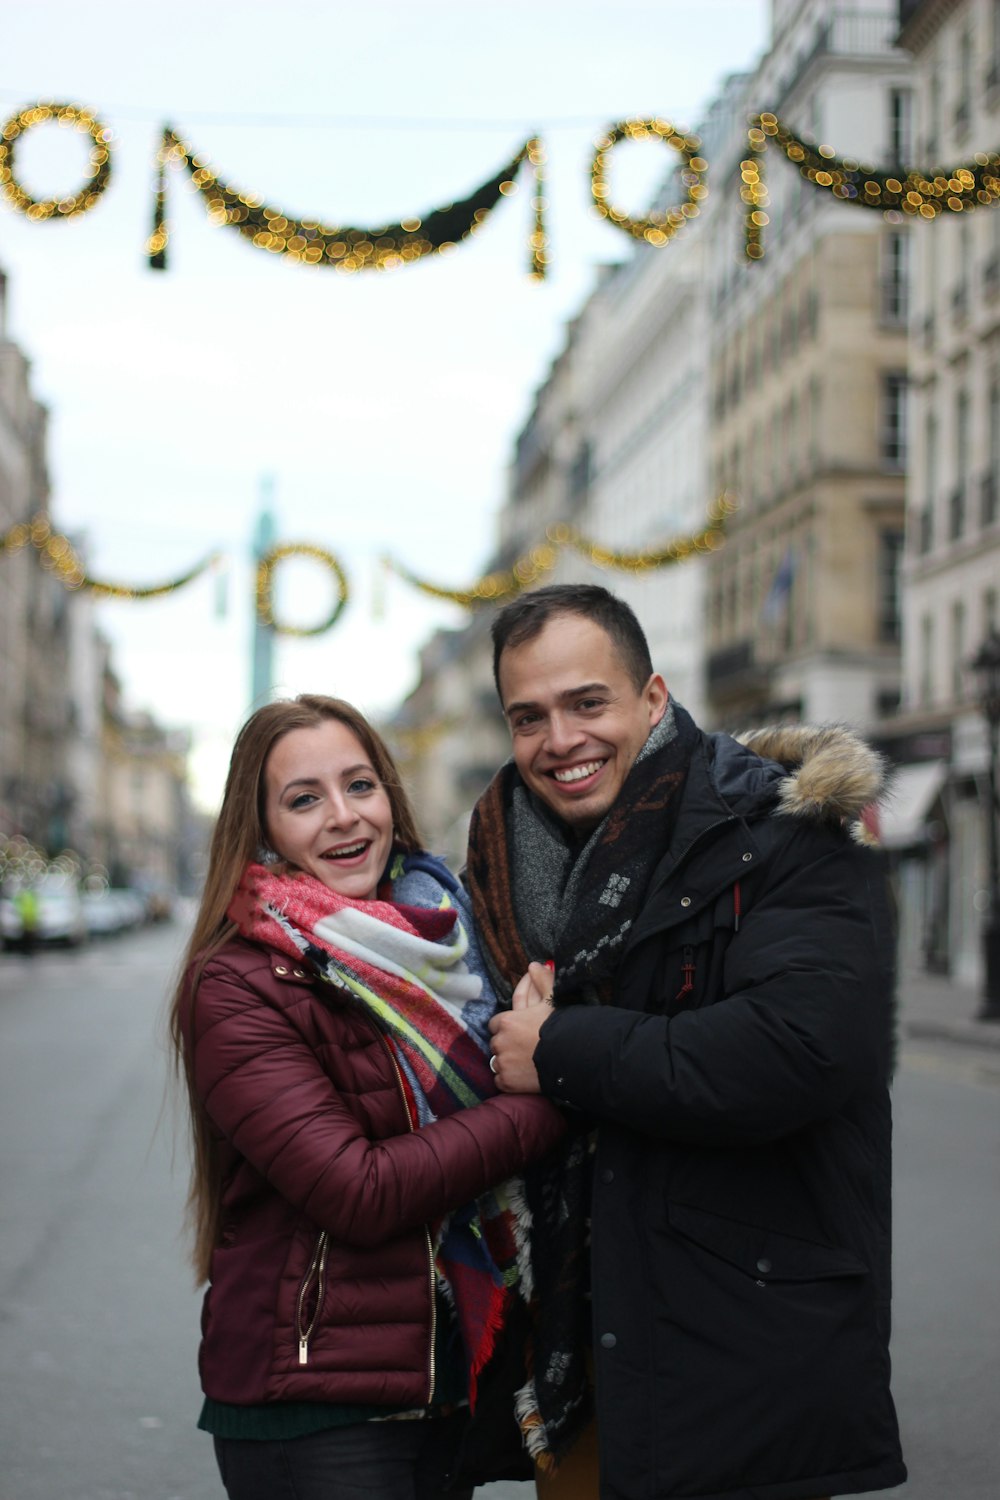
[544,711,586,756]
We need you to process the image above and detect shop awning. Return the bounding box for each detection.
[880,761,947,850]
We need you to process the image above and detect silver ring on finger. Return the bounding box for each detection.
[489,1053,499,1075]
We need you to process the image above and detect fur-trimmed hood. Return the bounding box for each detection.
[735,724,887,838]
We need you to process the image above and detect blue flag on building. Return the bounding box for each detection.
[761,547,796,625]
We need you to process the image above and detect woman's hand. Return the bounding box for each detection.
[512,960,555,1011]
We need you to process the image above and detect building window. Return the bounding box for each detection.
[810,376,822,467]
[927,60,942,152]
[956,29,973,131]
[920,613,934,705]
[984,586,998,636]
[986,375,1000,526]
[888,88,912,164]
[881,373,908,468]
[881,229,909,324]
[878,529,905,643]
[950,387,970,539]
[923,411,938,553]
[951,599,966,700]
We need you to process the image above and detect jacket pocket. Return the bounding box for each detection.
[295,1230,329,1365]
[653,1202,887,1491]
[668,1201,869,1282]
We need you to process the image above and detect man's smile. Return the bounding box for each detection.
[550,759,608,785]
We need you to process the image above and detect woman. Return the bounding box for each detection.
[169,694,566,1500]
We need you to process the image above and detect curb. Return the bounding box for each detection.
[906,1019,1000,1052]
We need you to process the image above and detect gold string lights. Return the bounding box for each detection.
[0,103,113,220]
[383,493,738,607]
[148,129,548,276]
[255,542,349,637]
[0,515,219,599]
[744,113,1000,259]
[591,118,708,246]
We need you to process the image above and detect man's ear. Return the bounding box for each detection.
[646,673,669,727]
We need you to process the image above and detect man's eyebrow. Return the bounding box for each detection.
[504,682,610,714]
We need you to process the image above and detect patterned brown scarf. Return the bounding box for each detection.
[465,701,700,1464]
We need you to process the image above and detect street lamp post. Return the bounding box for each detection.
[969,631,1000,1021]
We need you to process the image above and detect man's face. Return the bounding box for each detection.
[498,613,668,833]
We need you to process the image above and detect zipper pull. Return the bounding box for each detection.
[675,946,695,1004]
[299,1337,309,1365]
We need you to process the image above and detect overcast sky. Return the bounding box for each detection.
[1,1,768,807]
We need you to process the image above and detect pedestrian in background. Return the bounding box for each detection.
[473,584,906,1500]
[13,882,39,956]
[169,694,566,1500]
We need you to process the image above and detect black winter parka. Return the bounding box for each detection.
[532,725,906,1500]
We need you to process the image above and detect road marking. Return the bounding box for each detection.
[900,1045,1000,1092]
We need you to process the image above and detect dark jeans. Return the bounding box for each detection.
[213,1415,474,1500]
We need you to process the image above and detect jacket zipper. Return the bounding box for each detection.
[375,1029,437,1404]
[296,1230,329,1365]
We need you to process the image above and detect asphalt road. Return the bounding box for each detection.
[0,924,997,1500]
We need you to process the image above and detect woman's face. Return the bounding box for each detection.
[263,719,394,901]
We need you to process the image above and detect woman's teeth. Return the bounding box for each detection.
[323,842,367,860]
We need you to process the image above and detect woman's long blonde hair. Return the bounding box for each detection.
[169,695,422,1283]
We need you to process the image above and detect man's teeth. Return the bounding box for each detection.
[323,842,367,859]
[553,761,604,784]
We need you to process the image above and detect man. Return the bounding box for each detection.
[466,584,905,1500]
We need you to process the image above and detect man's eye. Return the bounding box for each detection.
[576,699,604,712]
[513,714,540,730]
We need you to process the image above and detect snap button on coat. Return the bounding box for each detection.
[680,896,692,907]
[600,1332,617,1349]
[756,1257,772,1273]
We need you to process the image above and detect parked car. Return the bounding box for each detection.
[1,874,88,950]
[81,886,146,937]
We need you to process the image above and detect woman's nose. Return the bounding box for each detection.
[325,795,360,830]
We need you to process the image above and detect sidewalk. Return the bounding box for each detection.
[899,966,1000,1051]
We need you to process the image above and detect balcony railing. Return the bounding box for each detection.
[779,10,902,101]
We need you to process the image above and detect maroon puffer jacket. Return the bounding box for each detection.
[180,936,565,1407]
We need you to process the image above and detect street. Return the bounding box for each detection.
[0,924,997,1500]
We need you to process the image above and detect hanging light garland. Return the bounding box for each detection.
[255,542,349,637]
[0,515,219,598]
[0,102,114,220]
[591,117,707,246]
[147,128,548,276]
[382,493,738,607]
[743,113,1000,259]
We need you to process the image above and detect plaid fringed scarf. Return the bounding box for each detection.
[465,702,700,1465]
[228,861,528,1407]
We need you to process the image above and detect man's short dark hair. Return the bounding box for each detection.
[491,583,655,699]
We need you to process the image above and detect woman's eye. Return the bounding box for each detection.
[347,778,376,794]
[289,793,316,809]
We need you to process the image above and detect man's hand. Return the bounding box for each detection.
[489,965,554,1093]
